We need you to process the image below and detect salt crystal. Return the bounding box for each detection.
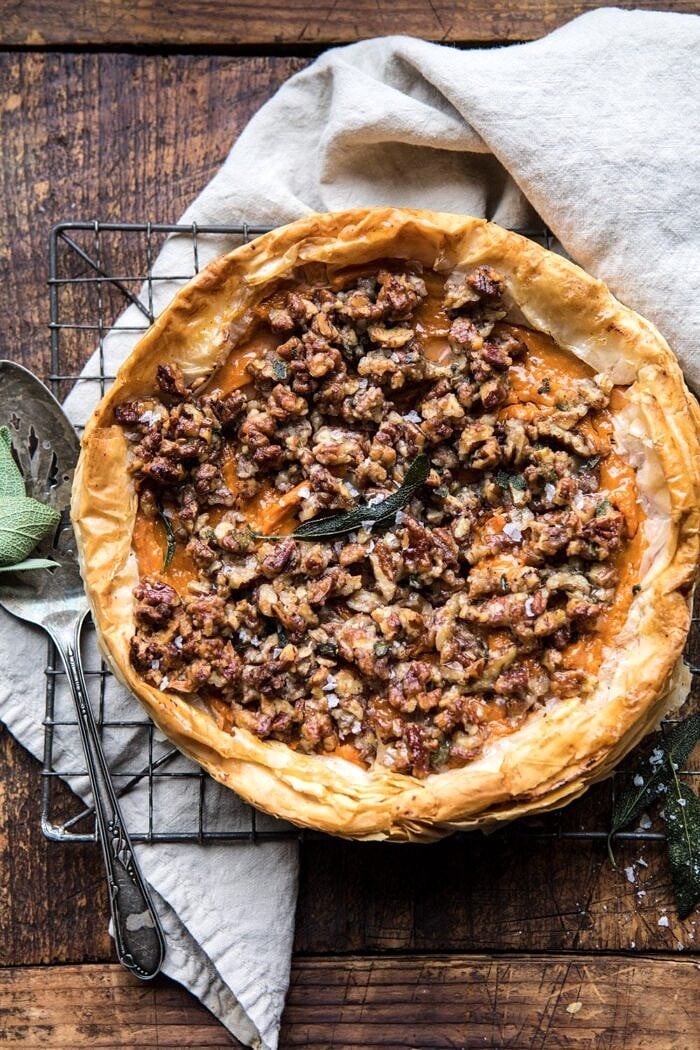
[150,659,160,670]
[322,676,337,692]
[633,774,645,787]
[404,410,422,423]
[395,510,406,524]
[658,915,670,927]
[367,494,384,507]
[624,866,636,884]
[361,520,376,532]
[298,485,311,499]
[160,676,169,690]
[325,692,339,709]
[649,747,665,768]
[503,523,522,542]
[174,635,183,650]
[351,720,362,734]
[138,409,161,426]
[637,856,648,868]
[544,483,556,502]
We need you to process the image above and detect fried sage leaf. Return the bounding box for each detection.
[607,713,700,918]
[260,453,431,541]
[158,507,176,572]
[664,765,700,919]
[608,713,700,864]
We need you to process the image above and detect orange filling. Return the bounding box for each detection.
[132,277,645,706]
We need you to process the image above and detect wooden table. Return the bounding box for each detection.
[1,4,698,1047]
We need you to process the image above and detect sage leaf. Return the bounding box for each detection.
[158,507,176,572]
[262,453,430,541]
[663,761,700,919]
[0,426,26,501]
[607,713,700,865]
[0,557,59,573]
[0,496,60,567]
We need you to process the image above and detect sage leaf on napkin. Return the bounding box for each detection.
[607,713,700,918]
[0,426,26,501]
[0,427,59,572]
[260,453,430,541]
[0,557,61,574]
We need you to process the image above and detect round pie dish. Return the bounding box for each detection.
[72,207,700,841]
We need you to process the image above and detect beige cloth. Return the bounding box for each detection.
[1,8,698,1049]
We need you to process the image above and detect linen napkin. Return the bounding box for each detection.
[1,8,698,1048]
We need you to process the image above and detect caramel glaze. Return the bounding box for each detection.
[132,271,644,741]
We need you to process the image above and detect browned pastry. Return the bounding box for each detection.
[72,208,700,840]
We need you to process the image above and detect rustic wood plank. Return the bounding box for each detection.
[2,0,698,48]
[0,52,307,381]
[0,956,697,1048]
[1,52,699,970]
[294,793,700,955]
[0,727,111,965]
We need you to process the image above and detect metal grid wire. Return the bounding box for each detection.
[42,220,699,845]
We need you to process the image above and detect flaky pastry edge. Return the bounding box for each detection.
[71,208,700,841]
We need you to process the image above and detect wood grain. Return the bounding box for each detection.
[0,52,306,381]
[2,0,698,48]
[1,956,697,1048]
[0,52,698,975]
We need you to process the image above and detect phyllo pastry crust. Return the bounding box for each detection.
[72,209,700,840]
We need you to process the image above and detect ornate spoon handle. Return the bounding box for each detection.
[55,619,165,980]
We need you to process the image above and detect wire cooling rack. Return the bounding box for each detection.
[41,220,699,845]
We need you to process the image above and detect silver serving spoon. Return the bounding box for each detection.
[0,360,165,980]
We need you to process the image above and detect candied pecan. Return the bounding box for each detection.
[449,315,483,351]
[208,389,247,432]
[404,723,432,776]
[467,265,504,300]
[137,484,160,520]
[298,464,354,520]
[312,425,368,467]
[142,457,187,486]
[479,376,509,409]
[156,363,188,399]
[192,463,234,505]
[134,578,180,627]
[186,536,218,566]
[259,538,300,578]
[186,593,227,635]
[368,325,414,348]
[376,270,427,319]
[267,384,307,420]
[267,307,296,334]
[115,398,166,429]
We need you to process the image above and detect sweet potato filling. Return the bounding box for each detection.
[117,261,643,777]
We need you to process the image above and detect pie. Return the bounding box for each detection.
[72,208,700,840]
